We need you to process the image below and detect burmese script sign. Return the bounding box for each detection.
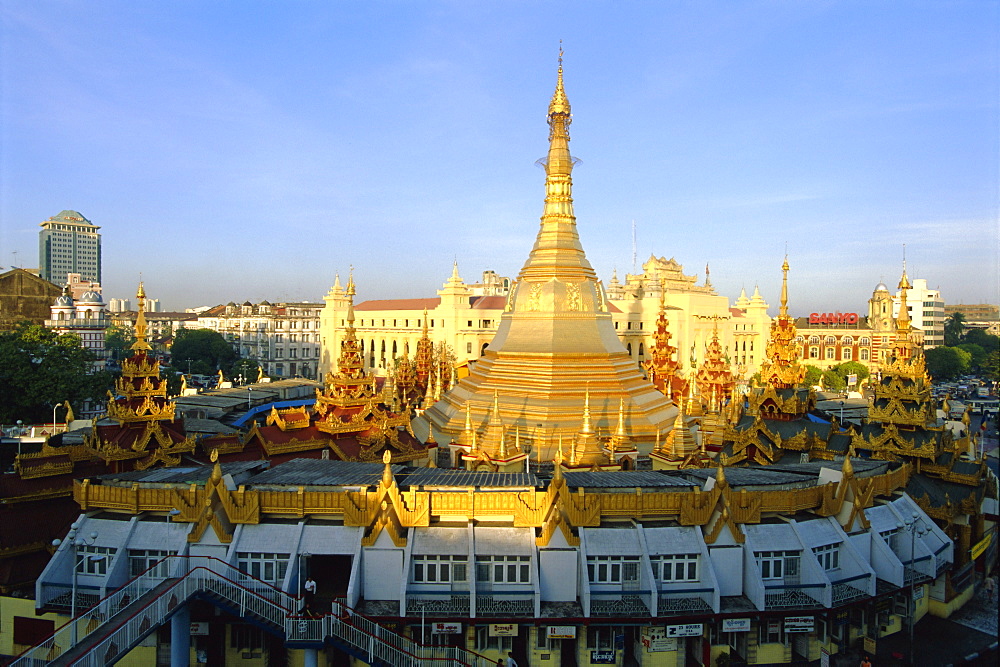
[784,616,815,633]
[431,622,462,634]
[547,626,576,639]
[490,624,517,637]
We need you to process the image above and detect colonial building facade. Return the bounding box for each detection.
[194,301,324,379]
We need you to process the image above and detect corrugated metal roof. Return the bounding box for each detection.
[681,467,813,486]
[98,460,266,484]
[399,469,541,488]
[562,471,692,488]
[248,459,395,487]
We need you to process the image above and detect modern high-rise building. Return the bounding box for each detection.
[38,210,101,285]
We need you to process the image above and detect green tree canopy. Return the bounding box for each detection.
[956,343,988,373]
[944,312,966,346]
[924,346,970,380]
[170,328,238,376]
[804,365,823,387]
[0,322,114,423]
[821,369,847,391]
[963,328,999,355]
[104,324,136,361]
[830,361,870,388]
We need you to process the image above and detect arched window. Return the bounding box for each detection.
[795,336,804,343]
[810,347,819,359]
[481,343,489,355]
[825,336,836,344]
[860,337,870,346]
[809,336,820,345]
[826,348,835,359]
[638,342,645,356]
[842,348,852,361]
[841,336,854,345]
[627,343,633,356]
[860,349,870,361]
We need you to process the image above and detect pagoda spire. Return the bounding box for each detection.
[519,46,593,281]
[131,282,152,351]
[779,256,790,319]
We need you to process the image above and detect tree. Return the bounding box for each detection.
[963,328,999,356]
[0,322,114,423]
[924,346,970,381]
[944,312,966,347]
[104,324,136,361]
[169,328,238,376]
[804,365,823,388]
[956,343,987,373]
[984,350,1000,382]
[821,369,847,391]
[831,361,870,389]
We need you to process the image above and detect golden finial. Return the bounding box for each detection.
[210,448,222,482]
[381,449,394,486]
[842,448,854,477]
[716,462,726,487]
[549,43,571,117]
[131,281,152,351]
[347,266,356,296]
[779,256,790,318]
[581,384,592,434]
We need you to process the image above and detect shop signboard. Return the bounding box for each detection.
[431,622,462,634]
[547,626,576,639]
[784,616,814,633]
[665,623,703,638]
[190,622,209,636]
[722,618,751,633]
[590,650,615,663]
[641,627,677,652]
[490,624,517,637]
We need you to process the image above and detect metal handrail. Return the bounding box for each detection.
[11,555,492,667]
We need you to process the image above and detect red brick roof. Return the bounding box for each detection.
[355,298,442,311]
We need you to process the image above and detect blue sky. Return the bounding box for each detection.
[1,1,997,314]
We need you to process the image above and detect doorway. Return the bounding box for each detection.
[308,554,352,613]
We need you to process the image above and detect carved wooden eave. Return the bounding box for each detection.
[170,464,261,544]
[266,405,311,431]
[533,468,600,547]
[105,394,176,423]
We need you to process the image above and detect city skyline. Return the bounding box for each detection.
[1,1,997,313]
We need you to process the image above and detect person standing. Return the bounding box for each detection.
[505,651,518,667]
[304,576,317,609]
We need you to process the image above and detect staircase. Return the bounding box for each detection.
[9,556,491,667]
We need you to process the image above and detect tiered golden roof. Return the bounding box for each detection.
[694,317,736,412]
[423,53,675,459]
[314,274,412,439]
[643,294,688,399]
[758,258,806,390]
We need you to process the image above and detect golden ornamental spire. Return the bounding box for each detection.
[131,282,152,351]
[549,44,570,117]
[779,256,790,319]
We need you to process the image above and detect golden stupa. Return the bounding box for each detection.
[422,55,676,460]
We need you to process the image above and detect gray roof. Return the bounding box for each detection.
[563,470,693,488]
[399,469,541,488]
[248,459,396,487]
[96,460,267,485]
[680,467,815,487]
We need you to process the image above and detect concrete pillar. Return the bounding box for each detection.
[303,647,319,667]
[170,604,191,667]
